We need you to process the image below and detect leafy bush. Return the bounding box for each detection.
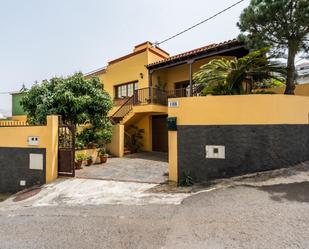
[76,153,87,162]
[194,48,285,95]
[21,73,113,127]
[77,125,112,149]
[75,138,85,150]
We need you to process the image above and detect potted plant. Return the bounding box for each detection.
[75,153,85,170]
[86,155,93,166]
[126,125,144,153]
[98,148,108,164]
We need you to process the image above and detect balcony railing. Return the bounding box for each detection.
[166,88,188,98]
[110,86,201,124]
[133,87,168,106]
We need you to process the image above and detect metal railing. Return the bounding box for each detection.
[166,85,204,98]
[110,95,134,124]
[166,88,188,98]
[110,86,201,124]
[133,87,168,106]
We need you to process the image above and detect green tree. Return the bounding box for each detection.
[238,0,309,94]
[193,48,285,95]
[21,73,113,142]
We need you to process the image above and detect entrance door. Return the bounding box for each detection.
[152,115,168,152]
[58,123,75,177]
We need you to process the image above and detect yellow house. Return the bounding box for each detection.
[85,39,248,155]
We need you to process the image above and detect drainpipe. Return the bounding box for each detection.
[148,69,154,103]
[148,69,154,87]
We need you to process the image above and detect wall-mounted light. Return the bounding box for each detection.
[140,73,144,79]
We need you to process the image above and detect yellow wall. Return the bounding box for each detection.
[168,95,309,125]
[76,149,100,164]
[167,95,309,183]
[91,43,169,101]
[168,131,177,183]
[271,83,309,96]
[132,114,152,151]
[100,52,149,98]
[0,115,58,183]
[11,115,27,122]
[107,124,124,157]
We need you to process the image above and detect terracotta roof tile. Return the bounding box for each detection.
[147,39,241,68]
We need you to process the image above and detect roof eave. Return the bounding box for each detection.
[146,43,247,70]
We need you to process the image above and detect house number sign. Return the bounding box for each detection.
[168,101,179,108]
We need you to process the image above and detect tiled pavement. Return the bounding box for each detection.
[75,152,169,184]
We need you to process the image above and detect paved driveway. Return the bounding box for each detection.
[75,152,168,184]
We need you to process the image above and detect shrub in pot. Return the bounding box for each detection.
[98,148,108,164]
[75,153,86,170]
[126,125,144,153]
[86,156,93,166]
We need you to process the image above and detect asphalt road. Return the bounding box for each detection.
[1,181,308,249]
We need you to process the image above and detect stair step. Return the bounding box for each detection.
[124,150,131,155]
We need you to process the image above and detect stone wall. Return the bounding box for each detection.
[177,125,309,182]
[0,148,46,193]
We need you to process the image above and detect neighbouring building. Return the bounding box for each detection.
[296,62,309,84]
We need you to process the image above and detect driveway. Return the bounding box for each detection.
[75,152,168,184]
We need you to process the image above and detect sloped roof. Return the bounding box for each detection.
[147,39,244,69]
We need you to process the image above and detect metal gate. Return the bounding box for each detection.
[58,120,75,177]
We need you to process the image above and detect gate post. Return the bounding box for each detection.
[46,115,59,183]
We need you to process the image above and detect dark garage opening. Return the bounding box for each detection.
[152,115,168,152]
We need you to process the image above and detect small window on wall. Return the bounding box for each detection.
[115,81,138,99]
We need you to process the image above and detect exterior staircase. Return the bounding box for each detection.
[124,146,132,155]
[110,95,134,125]
[110,87,170,124]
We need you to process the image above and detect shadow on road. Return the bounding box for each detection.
[251,182,309,203]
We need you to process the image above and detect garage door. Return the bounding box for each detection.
[152,115,168,152]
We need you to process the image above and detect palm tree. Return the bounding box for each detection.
[193,48,285,95]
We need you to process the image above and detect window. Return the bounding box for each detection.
[115,81,138,98]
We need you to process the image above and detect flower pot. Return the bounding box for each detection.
[86,159,93,166]
[75,160,83,170]
[100,155,108,164]
[87,143,96,149]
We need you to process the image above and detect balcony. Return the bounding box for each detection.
[110,85,205,124]
[114,87,192,106]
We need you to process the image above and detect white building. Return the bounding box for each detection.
[296,62,309,84]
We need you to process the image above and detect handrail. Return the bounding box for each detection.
[110,95,134,124]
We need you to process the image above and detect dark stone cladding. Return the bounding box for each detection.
[177,125,309,183]
[0,147,46,193]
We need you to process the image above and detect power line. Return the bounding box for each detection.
[155,0,246,46]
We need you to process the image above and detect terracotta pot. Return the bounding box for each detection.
[100,156,108,164]
[86,159,93,166]
[87,143,96,149]
[75,160,83,170]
